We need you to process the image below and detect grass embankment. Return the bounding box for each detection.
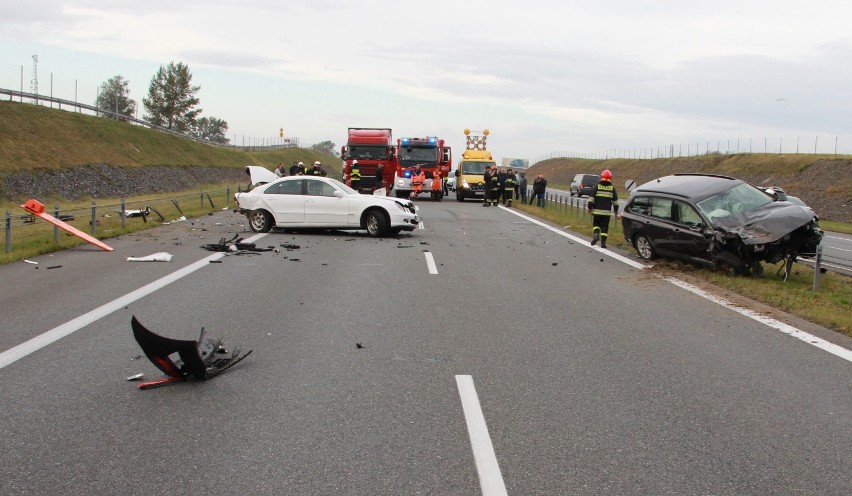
[0,100,338,262]
[0,101,339,174]
[514,200,852,338]
[529,155,851,224]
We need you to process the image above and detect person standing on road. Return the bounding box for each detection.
[486,165,500,206]
[513,170,520,200]
[375,163,385,192]
[483,166,494,207]
[310,161,328,176]
[519,172,528,204]
[587,169,619,248]
[410,165,426,199]
[350,160,362,192]
[289,161,300,176]
[275,163,287,177]
[497,167,508,205]
[503,168,515,207]
[430,171,443,201]
[531,173,547,207]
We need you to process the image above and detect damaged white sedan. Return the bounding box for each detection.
[235,175,421,237]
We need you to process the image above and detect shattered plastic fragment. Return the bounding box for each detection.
[24,259,38,265]
[131,316,252,390]
[126,252,174,262]
[126,373,144,381]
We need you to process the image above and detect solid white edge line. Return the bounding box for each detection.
[498,206,648,270]
[0,233,268,370]
[456,375,509,496]
[664,276,852,363]
[424,252,438,274]
[501,206,852,363]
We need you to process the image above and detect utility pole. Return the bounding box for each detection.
[31,55,39,105]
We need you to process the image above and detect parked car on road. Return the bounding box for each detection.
[235,176,421,237]
[620,174,823,277]
[570,173,600,197]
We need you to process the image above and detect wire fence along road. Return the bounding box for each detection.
[531,136,852,165]
[0,88,301,151]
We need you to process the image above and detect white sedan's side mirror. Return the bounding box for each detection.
[334,191,345,198]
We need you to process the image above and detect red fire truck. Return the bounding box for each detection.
[340,128,398,194]
[393,136,452,199]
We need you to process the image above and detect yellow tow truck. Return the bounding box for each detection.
[454,128,497,202]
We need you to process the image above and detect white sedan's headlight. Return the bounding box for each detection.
[394,201,407,212]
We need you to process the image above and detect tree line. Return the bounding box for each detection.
[95,61,229,144]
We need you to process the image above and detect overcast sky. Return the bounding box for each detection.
[3,0,852,161]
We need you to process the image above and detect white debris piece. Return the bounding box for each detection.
[126,252,174,262]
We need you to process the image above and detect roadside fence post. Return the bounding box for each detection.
[121,198,126,229]
[53,206,59,243]
[813,244,823,291]
[200,191,204,210]
[226,187,230,209]
[91,201,97,235]
[4,210,10,253]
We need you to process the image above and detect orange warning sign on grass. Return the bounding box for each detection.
[21,199,114,251]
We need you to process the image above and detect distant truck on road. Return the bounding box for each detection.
[454,128,497,202]
[393,136,451,199]
[341,128,398,194]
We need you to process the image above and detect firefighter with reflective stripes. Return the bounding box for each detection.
[486,165,500,206]
[350,160,362,192]
[587,169,618,248]
[503,168,515,206]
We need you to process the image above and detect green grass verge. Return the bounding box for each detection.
[515,198,852,338]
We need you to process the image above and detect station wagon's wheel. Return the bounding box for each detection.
[634,234,656,260]
[248,210,273,233]
[715,251,745,277]
[364,210,388,238]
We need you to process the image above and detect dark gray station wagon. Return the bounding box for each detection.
[620,174,822,277]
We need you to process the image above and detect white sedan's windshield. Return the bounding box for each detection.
[696,183,773,220]
[327,178,357,195]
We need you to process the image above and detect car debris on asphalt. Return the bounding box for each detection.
[130,316,252,390]
[126,252,174,262]
[201,234,274,253]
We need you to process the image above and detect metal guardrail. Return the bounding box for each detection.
[4,187,238,256]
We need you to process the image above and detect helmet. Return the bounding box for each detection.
[298,161,304,166]
[352,160,358,164]
[314,161,321,166]
[601,169,613,181]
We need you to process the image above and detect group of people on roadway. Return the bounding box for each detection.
[483,166,525,207]
[275,161,329,178]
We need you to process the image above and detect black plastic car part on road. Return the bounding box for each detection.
[620,173,823,277]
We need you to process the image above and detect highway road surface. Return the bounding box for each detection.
[1,201,850,495]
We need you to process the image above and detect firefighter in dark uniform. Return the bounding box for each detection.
[503,168,515,207]
[350,160,361,192]
[482,166,494,207]
[310,160,327,176]
[587,169,618,248]
[486,165,500,206]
